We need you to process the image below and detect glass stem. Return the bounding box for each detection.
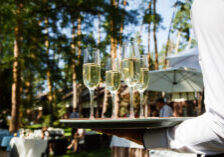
[140,92,144,118]
[129,87,135,118]
[111,92,116,118]
[89,89,94,119]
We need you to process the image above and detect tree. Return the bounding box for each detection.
[143,0,153,69]
[143,0,162,70]
[163,0,179,68]
[172,0,193,53]
[10,0,23,133]
[118,0,127,59]
[152,0,158,70]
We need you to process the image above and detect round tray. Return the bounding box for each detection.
[60,117,192,129]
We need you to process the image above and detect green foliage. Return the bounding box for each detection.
[172,0,192,41]
[27,124,43,130]
[42,115,51,127]
[0,0,195,128]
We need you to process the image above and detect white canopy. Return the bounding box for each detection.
[148,67,203,93]
[167,47,201,70]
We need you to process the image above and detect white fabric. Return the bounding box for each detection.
[148,68,203,93]
[10,137,48,157]
[144,0,224,155]
[149,150,197,157]
[167,48,201,70]
[110,136,144,148]
[159,105,173,117]
[167,48,198,59]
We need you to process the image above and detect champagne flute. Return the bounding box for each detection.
[83,48,101,119]
[105,58,121,119]
[121,42,140,118]
[136,55,150,118]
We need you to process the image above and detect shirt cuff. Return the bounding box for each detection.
[143,128,169,150]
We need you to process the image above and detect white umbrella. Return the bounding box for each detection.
[167,47,201,70]
[148,67,203,93]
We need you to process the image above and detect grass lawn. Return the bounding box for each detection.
[52,148,111,157]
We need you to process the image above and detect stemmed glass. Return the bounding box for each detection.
[121,42,140,118]
[105,58,121,119]
[83,48,101,119]
[136,55,150,118]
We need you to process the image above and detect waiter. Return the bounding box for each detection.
[97,0,224,156]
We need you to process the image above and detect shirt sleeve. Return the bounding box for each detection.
[143,112,224,155]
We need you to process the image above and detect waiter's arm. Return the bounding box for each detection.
[95,113,224,155]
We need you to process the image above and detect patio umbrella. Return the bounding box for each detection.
[147,67,203,93]
[167,47,201,70]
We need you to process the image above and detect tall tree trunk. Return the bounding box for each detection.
[100,12,108,117]
[108,0,119,117]
[187,36,192,49]
[71,21,77,109]
[10,0,22,133]
[101,88,108,118]
[102,0,119,118]
[98,13,108,118]
[77,16,82,110]
[45,18,54,114]
[77,15,82,63]
[118,0,126,60]
[164,1,177,68]
[147,1,152,69]
[71,15,82,110]
[175,30,181,54]
[153,0,159,70]
[114,0,127,118]
[110,0,118,60]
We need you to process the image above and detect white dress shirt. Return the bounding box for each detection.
[159,104,173,117]
[144,0,224,155]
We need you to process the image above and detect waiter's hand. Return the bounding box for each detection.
[93,129,145,145]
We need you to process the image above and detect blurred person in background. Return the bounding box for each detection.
[69,108,80,119]
[157,97,173,117]
[67,128,85,152]
[68,108,80,152]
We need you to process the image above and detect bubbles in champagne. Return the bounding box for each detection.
[83,63,101,89]
[121,58,140,87]
[136,68,150,92]
[106,70,121,93]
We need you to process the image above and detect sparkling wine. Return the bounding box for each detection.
[136,68,150,92]
[83,63,101,89]
[106,70,121,93]
[121,58,140,87]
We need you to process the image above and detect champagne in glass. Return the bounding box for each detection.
[135,55,150,118]
[105,59,121,118]
[121,42,140,118]
[83,63,101,89]
[83,48,101,119]
[121,58,140,87]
